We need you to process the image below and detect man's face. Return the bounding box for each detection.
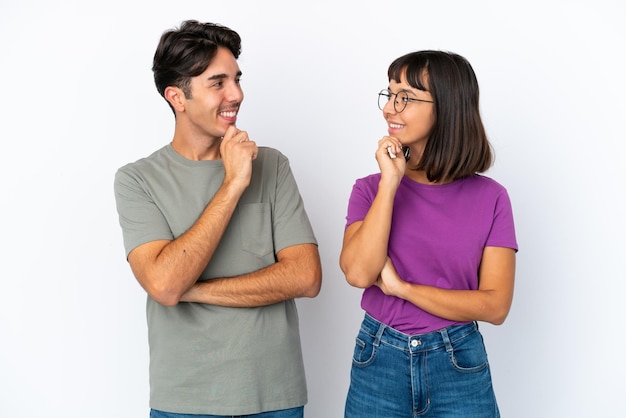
[185,47,244,140]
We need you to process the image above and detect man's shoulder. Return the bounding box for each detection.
[116,145,170,175]
[257,146,283,157]
[255,146,289,166]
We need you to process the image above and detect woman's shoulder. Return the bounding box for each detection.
[460,175,513,204]
[354,172,382,184]
[465,174,508,190]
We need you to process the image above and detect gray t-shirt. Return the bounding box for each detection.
[114,144,317,415]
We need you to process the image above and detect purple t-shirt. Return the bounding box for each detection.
[345,173,518,335]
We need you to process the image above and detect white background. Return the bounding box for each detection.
[1,1,625,417]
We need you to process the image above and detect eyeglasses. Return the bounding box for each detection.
[378,89,434,113]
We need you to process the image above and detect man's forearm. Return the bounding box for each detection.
[179,244,322,307]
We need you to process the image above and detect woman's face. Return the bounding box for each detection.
[382,71,435,155]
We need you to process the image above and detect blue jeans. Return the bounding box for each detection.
[150,406,303,418]
[345,314,500,417]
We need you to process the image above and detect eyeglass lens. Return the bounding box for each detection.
[378,89,409,113]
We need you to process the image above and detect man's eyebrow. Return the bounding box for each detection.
[207,71,243,81]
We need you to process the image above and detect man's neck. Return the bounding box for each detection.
[170,132,221,161]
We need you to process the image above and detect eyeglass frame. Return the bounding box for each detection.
[378,88,434,113]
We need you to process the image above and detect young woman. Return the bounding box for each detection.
[340,50,518,418]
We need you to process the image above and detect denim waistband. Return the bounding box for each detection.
[361,313,478,353]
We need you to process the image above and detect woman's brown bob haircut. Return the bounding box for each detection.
[388,50,493,183]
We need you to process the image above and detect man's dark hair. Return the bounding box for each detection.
[152,20,242,111]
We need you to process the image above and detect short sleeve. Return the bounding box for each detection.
[345,175,378,228]
[486,188,518,252]
[271,153,317,252]
[114,166,174,257]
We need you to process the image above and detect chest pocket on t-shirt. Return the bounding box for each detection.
[238,203,274,257]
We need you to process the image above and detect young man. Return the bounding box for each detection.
[114,20,322,418]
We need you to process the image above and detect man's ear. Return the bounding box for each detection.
[164,86,186,113]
